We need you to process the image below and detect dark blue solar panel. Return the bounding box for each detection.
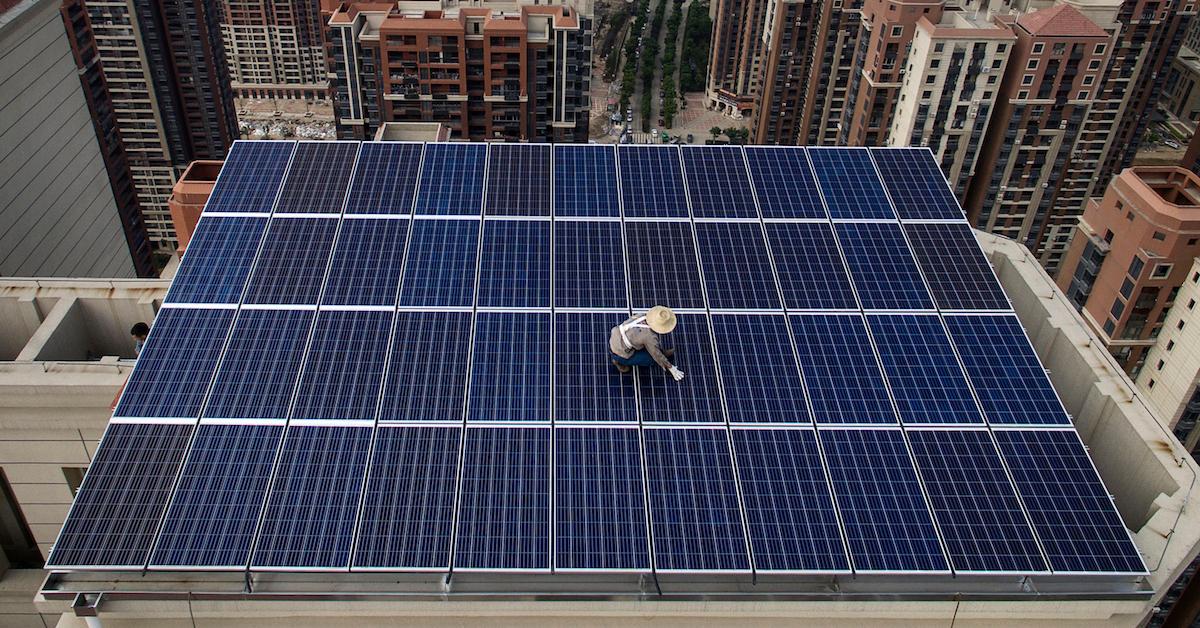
[344,142,422,214]
[486,144,551,216]
[618,146,688,218]
[820,429,948,572]
[945,315,1070,426]
[477,220,550,308]
[908,430,1046,573]
[252,426,372,569]
[995,430,1146,574]
[397,219,479,307]
[870,148,963,220]
[867,314,984,425]
[554,313,637,422]
[292,310,392,421]
[555,427,649,569]
[243,217,340,305]
[904,222,1009,311]
[836,222,933,310]
[275,141,360,213]
[455,427,550,570]
[695,222,782,310]
[638,313,723,422]
[204,309,314,420]
[149,423,282,568]
[46,423,192,568]
[743,147,825,218]
[764,222,856,310]
[711,315,808,423]
[643,428,750,571]
[414,143,486,214]
[681,146,758,218]
[553,145,619,217]
[322,218,409,306]
[807,148,896,220]
[625,221,705,309]
[554,220,626,308]
[788,315,896,424]
[732,429,848,571]
[353,426,460,569]
[469,313,551,422]
[204,141,294,213]
[380,312,472,422]
[114,308,234,419]
[165,217,267,304]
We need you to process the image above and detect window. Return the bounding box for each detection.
[1152,263,1173,279]
[1127,211,1135,221]
[934,42,945,53]
[1022,74,1034,85]
[1018,90,1029,99]
[1148,378,1156,389]
[1120,278,1134,298]
[1179,320,1187,331]
[1089,59,1102,70]
[1129,256,1145,278]
[1190,298,1197,310]
[998,43,1008,53]
[1083,75,1095,85]
[1188,237,1198,246]
[1027,59,1039,69]
[931,59,941,68]
[1032,42,1044,54]
[1104,229,1115,243]
[926,75,936,84]
[992,59,1003,69]
[1168,340,1176,351]
[1110,297,1125,319]
[1104,319,1116,336]
[1078,91,1090,100]
[1152,231,1166,241]
[1194,271,1200,283]
[1095,44,1106,54]
[891,25,903,37]
[1158,360,1165,370]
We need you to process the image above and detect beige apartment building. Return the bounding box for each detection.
[1136,257,1200,458]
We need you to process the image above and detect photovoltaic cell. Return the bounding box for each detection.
[711,315,808,423]
[114,308,235,419]
[944,315,1071,426]
[468,313,551,422]
[322,218,409,306]
[292,310,392,421]
[732,429,849,571]
[204,309,314,420]
[397,219,479,307]
[486,144,551,216]
[243,217,340,305]
[764,222,856,310]
[477,220,550,308]
[618,146,688,218]
[807,148,896,220]
[743,147,825,219]
[379,312,473,422]
[165,216,267,304]
[695,222,782,310]
[788,315,896,424]
[555,427,649,569]
[643,428,750,571]
[907,430,1046,573]
[149,423,283,568]
[836,222,933,310]
[204,141,294,213]
[681,146,758,218]
[625,221,705,309]
[553,145,619,217]
[455,427,550,570]
[554,220,626,308]
[344,142,422,214]
[252,426,372,569]
[904,223,1009,311]
[554,313,637,422]
[353,426,460,569]
[820,429,948,572]
[867,314,984,425]
[274,141,360,213]
[870,148,963,220]
[638,314,724,423]
[46,423,193,568]
[414,143,486,214]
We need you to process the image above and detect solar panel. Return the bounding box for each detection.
[486,144,551,216]
[618,146,688,218]
[379,311,473,422]
[807,148,896,220]
[292,310,392,421]
[554,313,638,422]
[454,427,550,570]
[789,314,896,424]
[638,314,724,423]
[478,220,551,308]
[204,141,294,213]
[468,313,551,422]
[904,222,1009,311]
[554,220,627,309]
[835,222,934,310]
[553,145,619,217]
[344,142,422,214]
[165,216,267,304]
[555,427,650,569]
[203,309,314,420]
[870,148,963,220]
[397,219,480,307]
[275,142,360,214]
[414,143,486,215]
[866,314,984,425]
[695,222,782,310]
[681,146,758,218]
[243,217,340,305]
[743,147,825,219]
[711,314,808,423]
[322,218,409,307]
[625,221,705,309]
[764,222,857,310]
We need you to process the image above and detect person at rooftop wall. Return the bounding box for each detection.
[609,306,685,381]
[130,322,149,357]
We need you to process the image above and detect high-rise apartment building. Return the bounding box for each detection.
[1058,166,1200,373]
[59,0,237,253]
[221,0,329,101]
[749,0,820,144]
[798,0,864,144]
[1136,257,1200,459]
[707,0,767,117]
[888,10,1015,199]
[322,0,591,142]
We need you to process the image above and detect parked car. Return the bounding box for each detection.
[1165,139,1181,149]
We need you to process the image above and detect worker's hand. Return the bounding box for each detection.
[669,366,685,381]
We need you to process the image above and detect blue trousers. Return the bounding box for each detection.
[612,349,656,367]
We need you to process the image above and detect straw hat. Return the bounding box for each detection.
[646,306,677,334]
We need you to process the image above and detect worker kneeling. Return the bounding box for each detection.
[610,306,685,381]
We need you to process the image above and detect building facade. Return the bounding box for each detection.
[750,0,820,143]
[323,0,591,142]
[1136,257,1200,460]
[221,0,329,101]
[707,0,766,117]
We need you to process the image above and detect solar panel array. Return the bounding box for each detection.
[47,142,1146,580]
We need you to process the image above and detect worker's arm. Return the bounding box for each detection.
[643,335,674,371]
